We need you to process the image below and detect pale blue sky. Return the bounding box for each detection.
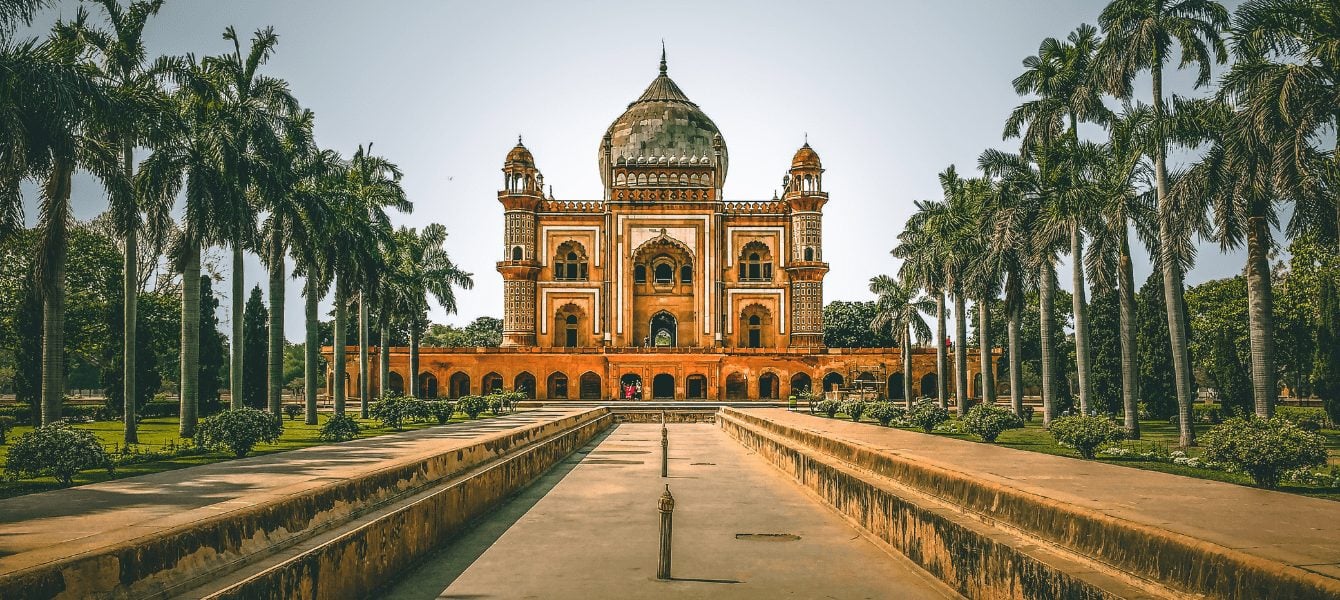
[19,0,1251,342]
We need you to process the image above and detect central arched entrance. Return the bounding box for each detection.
[620,373,643,400]
[652,374,675,399]
[650,311,677,347]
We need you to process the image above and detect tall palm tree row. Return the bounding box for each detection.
[869,275,933,407]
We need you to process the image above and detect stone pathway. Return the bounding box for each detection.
[751,408,1340,582]
[0,408,583,574]
[384,423,960,600]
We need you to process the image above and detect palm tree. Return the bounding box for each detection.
[71,0,169,443]
[288,149,342,425]
[391,224,474,399]
[928,166,984,416]
[329,144,409,415]
[965,178,1001,406]
[138,56,229,437]
[894,202,950,408]
[1098,0,1230,446]
[1011,25,1112,415]
[204,25,298,409]
[1171,97,1289,418]
[980,173,1039,418]
[1226,0,1340,250]
[870,275,933,407]
[1086,103,1157,436]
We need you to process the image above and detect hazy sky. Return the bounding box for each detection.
[20,0,1252,342]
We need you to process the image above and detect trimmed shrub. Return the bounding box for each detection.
[139,401,180,418]
[840,400,867,422]
[1021,405,1035,422]
[866,402,904,427]
[404,399,430,423]
[426,401,455,424]
[1049,415,1123,459]
[1202,417,1329,488]
[0,415,15,444]
[3,422,111,485]
[908,398,950,433]
[0,405,33,423]
[282,404,304,421]
[814,399,841,418]
[371,395,413,431]
[195,408,283,458]
[1276,406,1330,432]
[319,414,362,442]
[963,403,1024,442]
[457,395,488,419]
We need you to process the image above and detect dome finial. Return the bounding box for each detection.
[659,40,667,75]
[517,134,523,145]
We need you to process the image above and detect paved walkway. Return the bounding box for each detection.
[751,409,1340,582]
[385,423,959,600]
[0,408,583,574]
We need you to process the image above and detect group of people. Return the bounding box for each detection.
[622,381,644,400]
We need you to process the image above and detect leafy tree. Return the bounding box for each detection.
[241,285,268,410]
[1314,273,1340,424]
[421,317,503,348]
[822,301,896,348]
[1136,271,1181,418]
[1186,276,1253,416]
[198,275,226,415]
[1088,288,1124,416]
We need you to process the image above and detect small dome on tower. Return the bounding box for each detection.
[505,137,535,168]
[791,142,822,170]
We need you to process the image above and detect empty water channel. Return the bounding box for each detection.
[382,422,958,599]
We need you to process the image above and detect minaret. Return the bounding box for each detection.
[784,141,829,348]
[497,137,542,347]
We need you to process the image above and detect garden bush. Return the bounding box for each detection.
[1202,417,1328,488]
[813,399,840,418]
[371,395,413,431]
[0,415,15,444]
[1049,415,1123,459]
[319,414,362,442]
[457,395,488,419]
[404,398,430,423]
[840,400,867,422]
[426,400,455,424]
[3,422,111,485]
[1021,405,1035,422]
[907,398,950,433]
[0,405,32,423]
[194,408,283,458]
[282,404,304,421]
[139,400,180,419]
[962,403,1024,442]
[1276,406,1330,432]
[866,402,904,427]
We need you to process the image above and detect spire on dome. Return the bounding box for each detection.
[660,40,667,75]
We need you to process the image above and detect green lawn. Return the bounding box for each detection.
[0,410,515,500]
[818,411,1340,501]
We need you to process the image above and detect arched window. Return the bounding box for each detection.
[740,305,773,349]
[634,264,647,283]
[748,315,762,348]
[654,262,673,283]
[803,247,814,261]
[511,246,523,261]
[738,242,773,281]
[680,264,692,284]
[564,314,578,347]
[554,242,588,281]
[547,372,568,399]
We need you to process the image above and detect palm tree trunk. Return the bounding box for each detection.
[1245,214,1277,418]
[1008,305,1023,416]
[333,280,347,416]
[1152,65,1196,447]
[40,159,74,425]
[1118,225,1140,438]
[409,320,420,399]
[358,291,370,419]
[1071,224,1093,414]
[1039,264,1057,426]
[267,221,284,415]
[378,312,390,399]
[903,324,914,407]
[122,143,139,443]
[935,290,948,409]
[179,241,200,438]
[978,296,996,404]
[230,244,244,409]
[953,287,968,416]
[303,274,319,425]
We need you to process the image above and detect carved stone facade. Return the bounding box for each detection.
[327,52,996,400]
